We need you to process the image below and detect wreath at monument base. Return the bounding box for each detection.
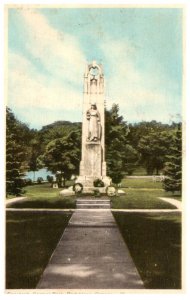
[73,183,83,194]
[106,186,116,197]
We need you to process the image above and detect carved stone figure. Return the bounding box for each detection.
[86,103,101,142]
[90,78,97,94]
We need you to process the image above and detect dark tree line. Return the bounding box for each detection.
[6,107,36,195]
[163,124,182,193]
[105,104,138,183]
[6,106,182,195]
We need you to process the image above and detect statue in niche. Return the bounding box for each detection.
[86,103,101,142]
[89,66,99,94]
[90,78,97,94]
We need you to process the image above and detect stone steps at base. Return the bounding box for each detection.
[77,203,110,209]
[77,200,110,204]
[76,198,111,209]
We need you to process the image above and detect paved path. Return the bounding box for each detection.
[6,197,27,207]
[6,208,75,212]
[37,202,144,290]
[6,208,180,213]
[158,197,182,210]
[112,208,180,213]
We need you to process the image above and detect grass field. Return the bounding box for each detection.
[113,211,181,289]
[121,177,181,199]
[23,183,64,198]
[6,211,72,289]
[7,177,182,209]
[7,183,76,209]
[6,177,182,289]
[120,177,163,189]
[111,177,181,209]
[111,189,176,209]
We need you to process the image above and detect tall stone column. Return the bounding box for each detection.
[76,61,111,191]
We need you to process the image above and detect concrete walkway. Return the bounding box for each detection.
[6,197,27,207]
[6,207,179,213]
[158,197,182,210]
[37,201,144,290]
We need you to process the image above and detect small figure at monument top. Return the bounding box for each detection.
[76,61,111,191]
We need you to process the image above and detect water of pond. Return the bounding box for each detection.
[24,168,55,181]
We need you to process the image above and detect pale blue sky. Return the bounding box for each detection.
[8,7,183,129]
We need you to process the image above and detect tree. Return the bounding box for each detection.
[127,121,171,148]
[42,130,81,186]
[38,121,81,151]
[123,144,139,175]
[163,124,182,193]
[6,108,31,195]
[137,129,175,175]
[28,137,42,182]
[105,104,138,183]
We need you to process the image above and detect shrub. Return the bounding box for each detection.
[93,189,101,197]
[47,175,54,183]
[93,178,105,187]
[37,177,44,184]
[6,178,24,196]
[25,178,33,186]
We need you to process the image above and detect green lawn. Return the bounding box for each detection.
[120,178,163,189]
[6,211,72,289]
[113,211,181,289]
[111,185,180,209]
[131,166,147,176]
[111,189,176,209]
[7,178,181,209]
[6,194,17,199]
[120,177,182,200]
[23,183,64,198]
[110,177,182,209]
[6,178,182,290]
[7,183,76,209]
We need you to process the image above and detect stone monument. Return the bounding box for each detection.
[75,61,111,192]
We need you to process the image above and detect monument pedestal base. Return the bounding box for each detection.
[75,175,112,194]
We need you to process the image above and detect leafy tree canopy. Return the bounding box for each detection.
[6,107,32,195]
[6,106,182,193]
[39,121,81,147]
[42,130,81,185]
[137,130,175,175]
[163,124,182,193]
[105,104,138,183]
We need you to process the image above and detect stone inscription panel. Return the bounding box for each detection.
[84,144,102,177]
